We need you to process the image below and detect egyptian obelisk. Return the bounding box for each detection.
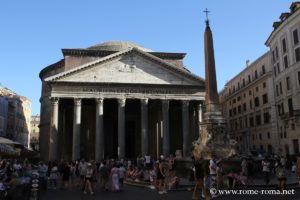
[202,9,224,123]
[192,9,236,160]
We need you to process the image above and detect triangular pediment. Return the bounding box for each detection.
[45,48,204,86]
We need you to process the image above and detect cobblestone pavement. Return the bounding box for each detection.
[40,185,300,200]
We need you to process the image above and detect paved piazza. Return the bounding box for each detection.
[40,185,300,200]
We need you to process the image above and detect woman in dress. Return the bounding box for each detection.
[110,164,120,192]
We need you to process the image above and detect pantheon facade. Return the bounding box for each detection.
[39,41,205,162]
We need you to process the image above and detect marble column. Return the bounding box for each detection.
[141,98,149,156]
[199,102,203,123]
[95,98,104,162]
[162,100,170,157]
[182,100,190,158]
[49,97,59,161]
[118,98,126,159]
[72,98,81,161]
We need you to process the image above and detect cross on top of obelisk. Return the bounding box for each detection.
[203,8,210,26]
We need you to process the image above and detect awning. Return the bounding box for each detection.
[0,143,18,156]
[0,137,22,145]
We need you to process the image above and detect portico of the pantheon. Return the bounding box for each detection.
[39,41,205,162]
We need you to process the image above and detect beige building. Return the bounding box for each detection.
[265,2,300,156]
[0,85,32,147]
[221,2,300,157]
[220,53,279,155]
[30,115,40,150]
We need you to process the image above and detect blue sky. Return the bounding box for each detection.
[0,0,295,115]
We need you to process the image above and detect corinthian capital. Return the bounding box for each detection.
[141,98,149,105]
[182,100,189,107]
[74,98,81,106]
[118,98,126,107]
[95,98,104,105]
[50,97,59,105]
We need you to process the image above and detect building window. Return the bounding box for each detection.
[243,79,245,87]
[262,94,268,104]
[286,77,291,90]
[276,85,279,96]
[239,118,243,129]
[284,131,287,138]
[277,63,281,74]
[292,123,295,130]
[293,139,299,154]
[256,114,261,126]
[284,55,289,69]
[267,132,270,139]
[243,103,247,112]
[277,105,281,115]
[298,71,300,86]
[249,90,252,96]
[282,38,287,53]
[250,100,253,109]
[248,75,251,83]
[249,117,254,127]
[293,29,299,45]
[229,109,232,117]
[237,96,241,101]
[264,112,270,123]
[259,133,262,140]
[295,47,300,62]
[255,97,260,107]
[288,98,294,116]
[279,82,283,94]
[262,65,265,74]
[274,66,277,77]
[256,86,259,92]
[238,106,241,114]
[272,50,276,63]
[263,82,266,88]
[233,108,237,115]
[281,102,285,114]
[255,70,258,79]
[275,46,279,59]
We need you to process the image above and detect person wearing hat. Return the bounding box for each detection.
[84,163,94,195]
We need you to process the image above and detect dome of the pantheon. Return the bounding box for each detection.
[87,41,153,52]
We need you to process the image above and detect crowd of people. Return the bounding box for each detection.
[192,154,300,199]
[1,154,300,199]
[0,154,180,198]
